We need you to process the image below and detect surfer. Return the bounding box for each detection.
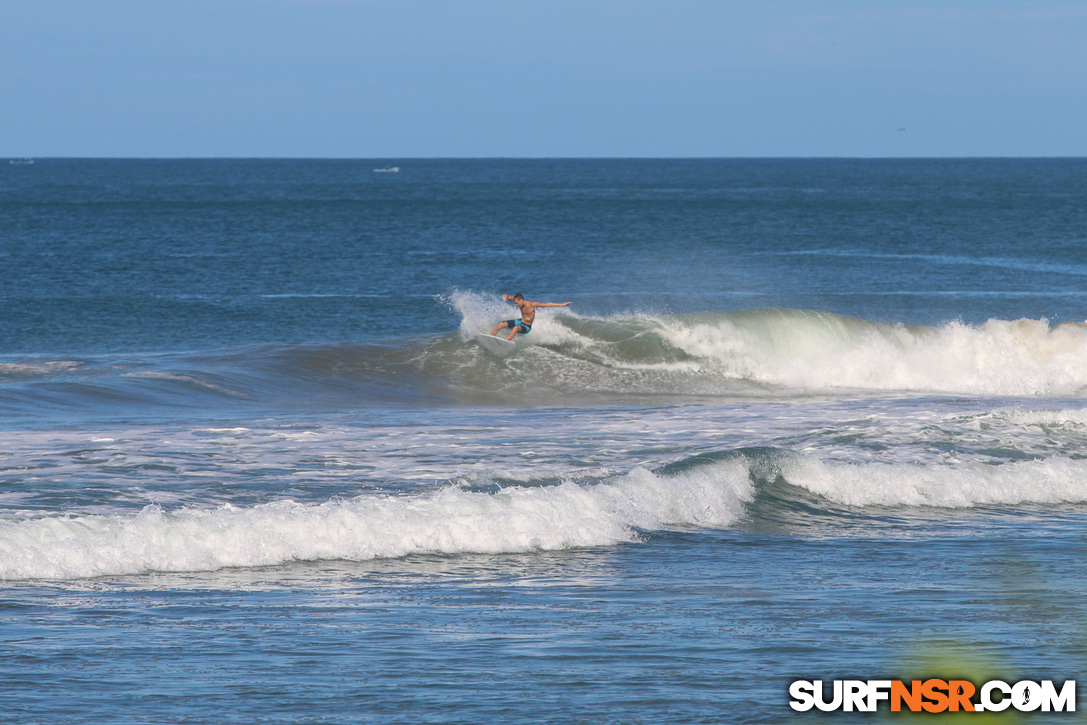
[489,293,572,341]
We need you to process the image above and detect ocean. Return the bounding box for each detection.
[2,158,1086,723]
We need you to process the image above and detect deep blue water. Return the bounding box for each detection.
[5,159,1086,355]
[2,159,1087,723]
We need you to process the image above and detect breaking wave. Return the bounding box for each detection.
[4,448,1087,580]
[3,292,1087,415]
[441,291,1087,399]
[0,458,754,580]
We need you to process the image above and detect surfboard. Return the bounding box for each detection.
[475,334,517,356]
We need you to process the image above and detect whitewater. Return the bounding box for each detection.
[7,443,1087,580]
[5,295,1087,416]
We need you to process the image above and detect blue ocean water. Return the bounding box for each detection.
[2,159,1087,723]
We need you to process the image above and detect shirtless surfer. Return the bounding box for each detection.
[489,293,572,341]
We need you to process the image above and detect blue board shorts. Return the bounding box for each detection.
[506,319,531,334]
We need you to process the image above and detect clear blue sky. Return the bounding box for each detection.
[3,0,1085,157]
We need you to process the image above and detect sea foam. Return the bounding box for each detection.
[780,455,1087,508]
[5,302,1084,415]
[0,460,753,580]
[6,447,1087,581]
[658,312,1087,396]
[448,292,1087,397]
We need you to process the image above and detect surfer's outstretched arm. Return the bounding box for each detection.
[501,294,571,308]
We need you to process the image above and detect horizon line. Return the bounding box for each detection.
[6,155,1087,161]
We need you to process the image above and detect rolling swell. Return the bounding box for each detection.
[447,293,1087,399]
[3,305,1087,416]
[663,446,1087,514]
[0,342,436,416]
[0,457,756,580]
[5,446,1086,580]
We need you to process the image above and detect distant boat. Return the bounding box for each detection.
[9,158,34,165]
[373,166,400,173]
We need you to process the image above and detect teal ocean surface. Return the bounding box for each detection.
[2,159,1087,722]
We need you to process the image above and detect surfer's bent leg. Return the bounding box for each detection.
[504,321,523,341]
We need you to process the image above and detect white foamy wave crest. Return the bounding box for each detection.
[781,455,1087,508]
[0,461,753,580]
[661,312,1087,396]
[0,360,82,379]
[988,408,1087,429]
[442,299,1087,398]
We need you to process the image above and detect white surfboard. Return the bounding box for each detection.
[475,334,517,356]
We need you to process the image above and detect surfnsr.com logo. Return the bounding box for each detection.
[789,679,1076,713]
